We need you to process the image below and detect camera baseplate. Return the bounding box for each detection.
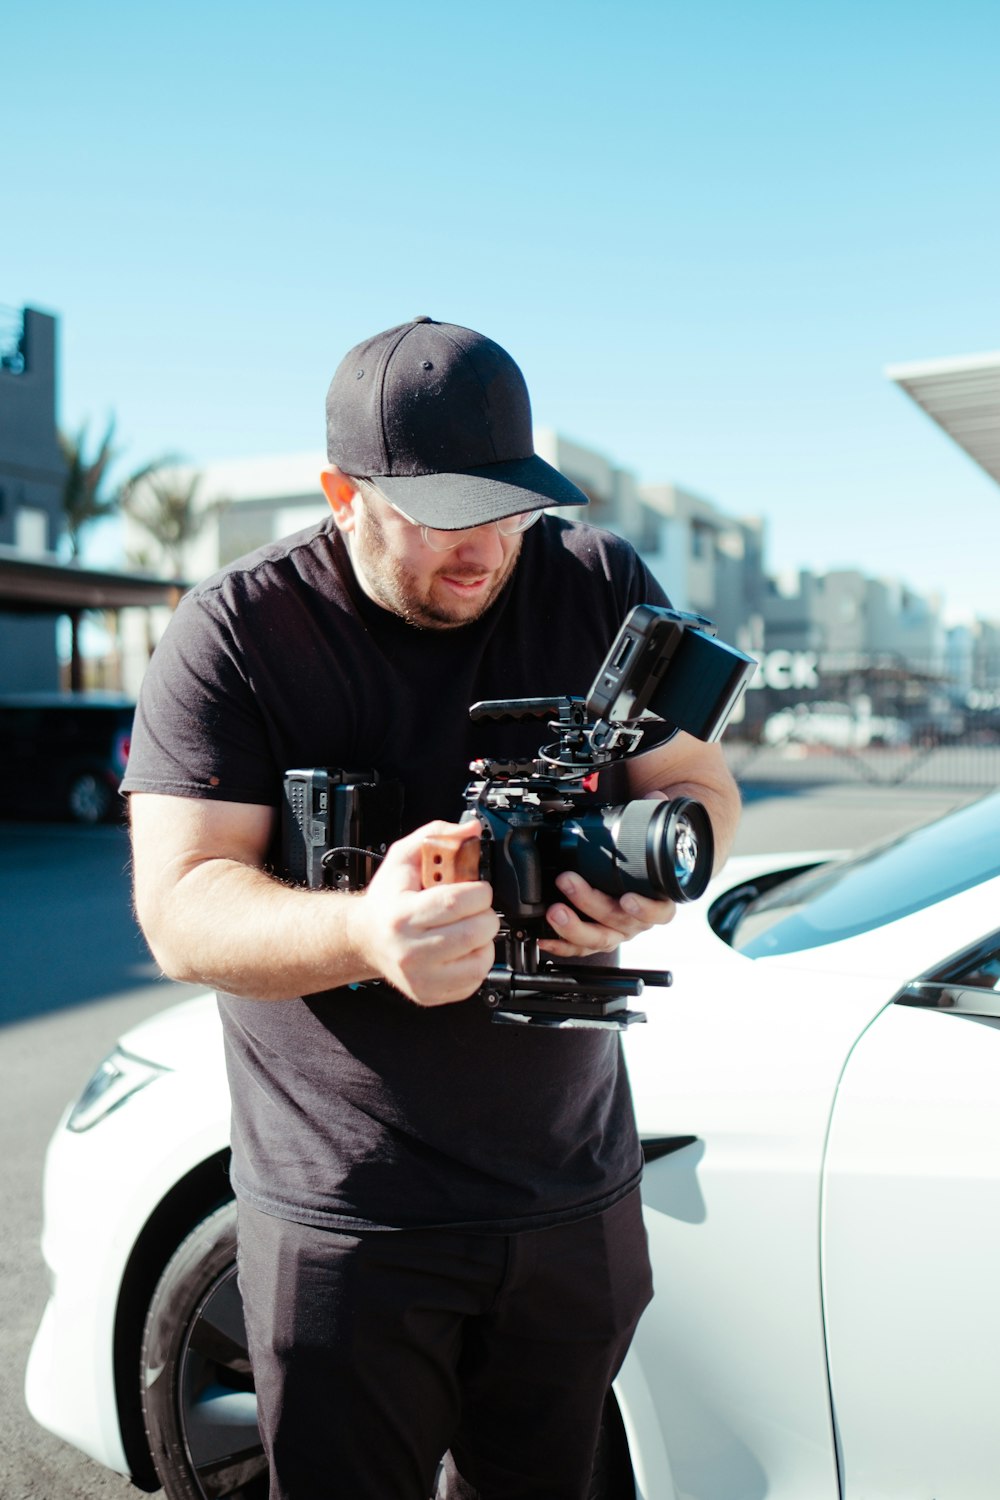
[481,957,672,1029]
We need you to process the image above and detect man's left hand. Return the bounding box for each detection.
[537,871,677,959]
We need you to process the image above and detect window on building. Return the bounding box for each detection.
[565,478,608,524]
[15,505,49,555]
[690,522,712,560]
[274,505,324,538]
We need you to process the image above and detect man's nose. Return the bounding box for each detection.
[452,523,507,570]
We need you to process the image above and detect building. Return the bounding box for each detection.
[0,306,66,689]
[762,568,943,666]
[533,430,658,553]
[0,303,190,694]
[637,482,766,649]
[533,433,767,647]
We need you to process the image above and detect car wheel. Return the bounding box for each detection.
[66,770,114,825]
[141,1202,267,1500]
[141,1204,634,1500]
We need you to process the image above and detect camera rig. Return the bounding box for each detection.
[283,605,756,1031]
[421,693,682,1029]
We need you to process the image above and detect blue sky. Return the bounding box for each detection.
[7,0,999,621]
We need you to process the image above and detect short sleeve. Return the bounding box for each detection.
[121,591,280,804]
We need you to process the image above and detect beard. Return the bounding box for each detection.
[349,504,522,629]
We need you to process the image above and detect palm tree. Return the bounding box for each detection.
[58,421,181,686]
[120,468,227,578]
[58,418,121,560]
[58,419,135,688]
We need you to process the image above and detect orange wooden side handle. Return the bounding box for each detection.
[421,831,482,888]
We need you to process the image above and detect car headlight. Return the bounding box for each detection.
[66,1047,170,1132]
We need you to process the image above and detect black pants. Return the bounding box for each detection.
[236,1190,653,1500]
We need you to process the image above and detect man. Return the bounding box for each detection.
[124,317,740,1500]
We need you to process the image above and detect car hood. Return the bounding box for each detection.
[622,849,1000,993]
[119,990,223,1070]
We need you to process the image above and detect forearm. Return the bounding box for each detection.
[137,855,375,1000]
[626,735,741,871]
[656,774,740,871]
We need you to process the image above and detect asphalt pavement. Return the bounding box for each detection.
[0,821,197,1499]
[735,779,982,857]
[0,780,988,1496]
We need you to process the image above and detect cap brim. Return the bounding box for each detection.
[372,454,589,529]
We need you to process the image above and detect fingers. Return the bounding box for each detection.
[538,872,676,959]
[388,929,499,1006]
[361,887,499,1006]
[360,820,498,1006]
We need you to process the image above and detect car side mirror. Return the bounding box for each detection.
[897,982,1000,1021]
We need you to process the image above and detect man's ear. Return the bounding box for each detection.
[320,467,360,532]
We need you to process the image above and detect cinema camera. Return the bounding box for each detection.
[283,605,756,1030]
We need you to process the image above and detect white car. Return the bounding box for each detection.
[26,792,1000,1499]
[762,700,911,749]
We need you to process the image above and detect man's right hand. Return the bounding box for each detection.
[129,795,497,1005]
[351,821,499,1007]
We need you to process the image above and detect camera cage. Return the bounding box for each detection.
[283,606,756,1031]
[450,608,754,1027]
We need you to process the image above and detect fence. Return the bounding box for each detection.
[725,739,1000,792]
[725,652,1000,792]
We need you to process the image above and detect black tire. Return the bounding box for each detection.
[141,1202,267,1500]
[66,769,114,824]
[140,1203,634,1500]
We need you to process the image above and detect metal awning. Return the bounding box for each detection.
[885,351,1000,487]
[0,548,187,614]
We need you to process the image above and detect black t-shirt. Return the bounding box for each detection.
[123,514,671,1231]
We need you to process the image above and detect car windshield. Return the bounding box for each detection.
[730,791,1000,958]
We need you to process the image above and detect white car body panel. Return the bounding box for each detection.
[612,1355,679,1499]
[620,937,892,1500]
[823,1001,1000,1497]
[25,999,230,1472]
[26,1302,130,1475]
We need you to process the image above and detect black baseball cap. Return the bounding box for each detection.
[325,317,589,529]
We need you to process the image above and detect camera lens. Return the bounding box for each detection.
[563,796,714,904]
[647,798,713,900]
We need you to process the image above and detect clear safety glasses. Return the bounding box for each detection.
[418,509,542,552]
[358,479,543,552]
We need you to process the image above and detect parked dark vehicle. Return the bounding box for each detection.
[0,693,133,824]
